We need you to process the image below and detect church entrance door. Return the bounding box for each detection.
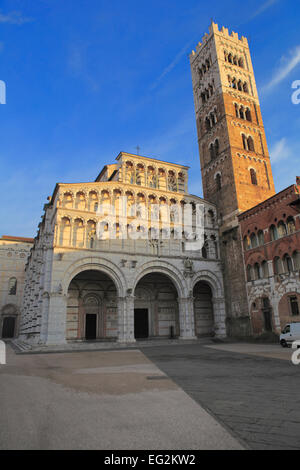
[2,317,15,338]
[85,314,97,340]
[134,309,149,339]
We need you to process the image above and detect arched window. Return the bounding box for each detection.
[209,143,215,160]
[208,84,213,97]
[290,296,300,316]
[216,173,222,191]
[292,251,300,270]
[233,56,238,65]
[283,254,293,273]
[270,225,278,241]
[262,261,269,278]
[247,265,253,282]
[247,136,255,152]
[274,256,282,274]
[224,51,228,62]
[243,235,251,251]
[232,78,237,89]
[257,230,264,245]
[242,134,248,150]
[235,103,239,118]
[243,82,249,93]
[250,233,258,248]
[8,277,17,295]
[207,209,215,226]
[205,117,211,131]
[228,53,233,64]
[238,57,244,68]
[202,245,208,258]
[239,106,245,119]
[62,192,73,209]
[287,216,296,234]
[245,108,252,122]
[250,168,258,185]
[210,112,216,126]
[254,263,261,280]
[237,80,243,91]
[214,139,219,156]
[278,221,287,238]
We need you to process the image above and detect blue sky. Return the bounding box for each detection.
[0,0,299,237]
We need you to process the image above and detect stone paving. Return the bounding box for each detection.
[141,343,300,450]
[0,344,242,450]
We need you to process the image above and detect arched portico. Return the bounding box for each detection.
[1,304,19,339]
[134,272,180,339]
[192,271,226,338]
[62,257,127,298]
[67,270,118,341]
[133,260,187,298]
[193,281,214,336]
[133,262,195,339]
[44,257,127,345]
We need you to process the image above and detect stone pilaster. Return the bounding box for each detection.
[45,293,67,345]
[212,297,226,337]
[117,295,136,343]
[178,297,196,339]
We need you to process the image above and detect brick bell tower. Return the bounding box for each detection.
[190,22,276,336]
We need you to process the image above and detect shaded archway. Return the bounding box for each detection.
[193,281,214,337]
[1,304,19,339]
[134,272,179,339]
[66,270,117,341]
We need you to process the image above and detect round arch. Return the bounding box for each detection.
[133,270,180,339]
[133,261,187,298]
[62,256,127,298]
[1,304,19,339]
[192,270,223,298]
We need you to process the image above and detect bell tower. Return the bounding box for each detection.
[190,23,276,336]
[190,22,275,230]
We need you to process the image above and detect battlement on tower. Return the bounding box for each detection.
[190,22,248,60]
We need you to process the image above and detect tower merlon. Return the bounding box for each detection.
[190,22,248,63]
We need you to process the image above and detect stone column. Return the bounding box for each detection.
[117,297,126,342]
[212,297,226,338]
[117,295,136,343]
[178,297,196,339]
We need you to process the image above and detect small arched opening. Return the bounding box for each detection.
[193,281,214,337]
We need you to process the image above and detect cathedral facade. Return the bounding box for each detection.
[18,152,225,345]
[0,22,299,344]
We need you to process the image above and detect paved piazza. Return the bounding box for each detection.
[1,341,299,450]
[0,343,241,450]
[142,343,300,450]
